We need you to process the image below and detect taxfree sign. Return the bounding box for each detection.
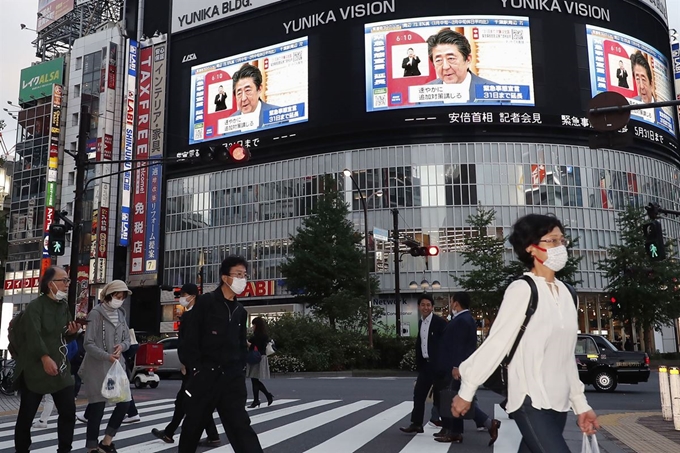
[19,58,64,102]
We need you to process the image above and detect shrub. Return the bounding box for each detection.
[399,349,417,371]
[373,335,415,369]
[269,354,305,373]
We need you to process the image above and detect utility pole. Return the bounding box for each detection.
[392,208,401,338]
[67,106,90,312]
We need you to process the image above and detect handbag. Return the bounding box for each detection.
[246,346,262,365]
[439,379,476,420]
[265,340,276,356]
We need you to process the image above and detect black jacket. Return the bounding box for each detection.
[415,314,446,372]
[437,310,477,376]
[178,288,248,372]
[249,332,269,356]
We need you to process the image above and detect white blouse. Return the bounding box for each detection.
[458,272,591,415]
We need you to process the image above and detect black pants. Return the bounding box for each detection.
[165,374,218,439]
[85,401,130,449]
[511,397,570,453]
[15,383,76,453]
[251,378,270,403]
[439,378,464,434]
[179,367,262,453]
[410,366,438,426]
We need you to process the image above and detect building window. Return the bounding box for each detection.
[72,113,79,127]
[74,84,81,98]
[75,57,82,70]
[68,171,75,186]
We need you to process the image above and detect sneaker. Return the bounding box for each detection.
[428,419,442,428]
[476,426,486,432]
[32,420,48,429]
[98,441,117,453]
[76,412,88,423]
[122,414,141,423]
[151,428,174,444]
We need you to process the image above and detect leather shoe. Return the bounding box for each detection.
[433,428,449,437]
[435,433,463,443]
[399,424,424,434]
[488,419,501,446]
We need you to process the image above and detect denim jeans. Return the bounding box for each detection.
[85,401,130,449]
[510,397,570,453]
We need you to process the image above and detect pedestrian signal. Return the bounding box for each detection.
[48,224,67,256]
[642,220,665,261]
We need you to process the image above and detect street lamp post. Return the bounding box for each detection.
[343,168,377,348]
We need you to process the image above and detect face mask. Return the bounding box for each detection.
[179,297,191,307]
[108,298,124,309]
[228,277,248,295]
[51,282,68,300]
[536,245,569,272]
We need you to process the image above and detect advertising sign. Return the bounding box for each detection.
[172,0,284,33]
[120,40,137,247]
[130,46,153,275]
[75,266,90,319]
[364,16,534,111]
[189,37,309,145]
[42,84,63,266]
[37,0,75,31]
[586,25,676,137]
[19,57,64,102]
[673,42,680,129]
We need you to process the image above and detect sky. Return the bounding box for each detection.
[0,1,678,154]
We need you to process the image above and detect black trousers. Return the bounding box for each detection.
[410,365,438,426]
[179,367,262,453]
[15,383,76,453]
[165,374,218,439]
[439,377,464,434]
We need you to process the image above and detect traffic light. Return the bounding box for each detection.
[607,294,622,318]
[642,220,666,261]
[197,144,251,164]
[48,224,67,256]
[409,245,440,257]
[229,143,251,163]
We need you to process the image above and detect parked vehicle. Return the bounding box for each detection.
[156,337,182,375]
[575,334,650,392]
[131,342,163,388]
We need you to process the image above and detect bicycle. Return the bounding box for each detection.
[0,358,17,396]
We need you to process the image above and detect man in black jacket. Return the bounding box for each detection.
[400,294,446,434]
[152,283,220,445]
[178,257,263,453]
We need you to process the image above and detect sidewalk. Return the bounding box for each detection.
[0,393,88,417]
[598,411,680,452]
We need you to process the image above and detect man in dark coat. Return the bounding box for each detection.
[400,294,446,434]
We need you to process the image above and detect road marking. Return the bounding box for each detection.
[398,424,452,452]
[304,401,412,452]
[492,403,522,453]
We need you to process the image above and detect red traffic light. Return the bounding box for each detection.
[229,143,251,162]
[610,297,616,304]
[426,245,440,256]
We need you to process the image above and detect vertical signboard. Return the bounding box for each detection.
[145,41,167,274]
[673,42,680,130]
[119,40,137,247]
[130,45,153,275]
[42,83,63,274]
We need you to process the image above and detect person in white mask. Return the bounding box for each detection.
[78,280,132,453]
[451,214,599,453]
[178,256,263,453]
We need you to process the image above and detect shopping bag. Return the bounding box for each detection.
[581,434,601,453]
[266,340,276,356]
[101,360,131,403]
[247,347,262,365]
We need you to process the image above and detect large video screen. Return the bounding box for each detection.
[586,25,676,136]
[364,16,535,111]
[189,37,308,145]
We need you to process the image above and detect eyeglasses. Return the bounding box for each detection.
[229,273,248,279]
[52,278,71,284]
[539,238,570,247]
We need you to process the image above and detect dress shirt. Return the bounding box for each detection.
[420,312,433,359]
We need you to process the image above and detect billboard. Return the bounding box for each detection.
[120,40,138,247]
[172,0,284,34]
[188,37,309,145]
[673,42,680,130]
[37,0,75,31]
[41,83,63,272]
[19,58,64,102]
[586,25,676,136]
[364,16,534,111]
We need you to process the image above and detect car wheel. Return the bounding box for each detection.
[134,377,147,389]
[149,381,159,389]
[593,370,617,392]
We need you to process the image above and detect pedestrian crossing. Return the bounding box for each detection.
[0,398,522,452]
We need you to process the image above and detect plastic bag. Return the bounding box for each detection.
[101,360,131,403]
[266,340,276,356]
[581,434,601,453]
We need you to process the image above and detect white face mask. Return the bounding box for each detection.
[541,245,569,272]
[51,282,68,300]
[228,277,248,295]
[179,297,191,307]
[108,298,124,309]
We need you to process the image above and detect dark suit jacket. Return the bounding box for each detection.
[402,56,421,77]
[231,100,280,128]
[415,314,446,372]
[616,69,629,88]
[426,72,499,102]
[214,92,227,111]
[437,310,477,376]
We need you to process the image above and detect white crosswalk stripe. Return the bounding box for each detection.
[2,398,515,452]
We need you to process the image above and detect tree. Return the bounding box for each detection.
[597,206,680,339]
[280,176,378,330]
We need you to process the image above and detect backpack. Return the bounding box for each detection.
[7,311,25,358]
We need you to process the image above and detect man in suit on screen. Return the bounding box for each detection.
[402,48,421,77]
[229,63,279,129]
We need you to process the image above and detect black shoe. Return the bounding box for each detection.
[151,428,174,444]
[266,392,274,406]
[435,433,463,443]
[399,424,424,434]
[433,428,449,437]
[248,400,261,408]
[199,438,221,447]
[488,419,501,446]
[98,441,118,453]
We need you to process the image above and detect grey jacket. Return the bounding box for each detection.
[78,304,130,404]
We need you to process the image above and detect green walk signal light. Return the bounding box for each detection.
[642,220,666,261]
[48,224,67,256]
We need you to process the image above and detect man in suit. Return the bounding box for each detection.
[402,48,421,77]
[630,51,655,103]
[229,63,280,129]
[214,85,228,111]
[615,61,629,88]
[435,292,500,444]
[425,28,499,102]
[400,294,446,434]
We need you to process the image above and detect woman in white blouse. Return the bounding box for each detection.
[451,214,599,452]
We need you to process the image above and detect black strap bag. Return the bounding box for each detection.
[439,379,477,420]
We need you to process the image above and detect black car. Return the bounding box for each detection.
[575,334,650,392]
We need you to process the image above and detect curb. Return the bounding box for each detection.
[271,370,418,379]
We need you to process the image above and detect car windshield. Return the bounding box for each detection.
[598,336,619,351]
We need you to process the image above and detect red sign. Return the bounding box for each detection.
[98,207,109,258]
[14,280,23,290]
[239,280,276,298]
[130,46,153,275]
[4,280,13,291]
[32,277,40,288]
[103,134,113,160]
[23,278,31,289]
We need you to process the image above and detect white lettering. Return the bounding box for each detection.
[284,0,395,34]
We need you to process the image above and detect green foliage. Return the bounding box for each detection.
[280,175,378,329]
[399,349,417,371]
[597,206,680,330]
[269,354,305,373]
[372,335,415,369]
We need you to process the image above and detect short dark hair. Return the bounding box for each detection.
[219,256,248,285]
[630,51,652,83]
[407,47,414,51]
[252,316,268,335]
[232,63,263,92]
[452,292,471,310]
[509,214,565,269]
[39,266,58,294]
[427,28,471,62]
[180,283,199,296]
[418,293,434,306]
